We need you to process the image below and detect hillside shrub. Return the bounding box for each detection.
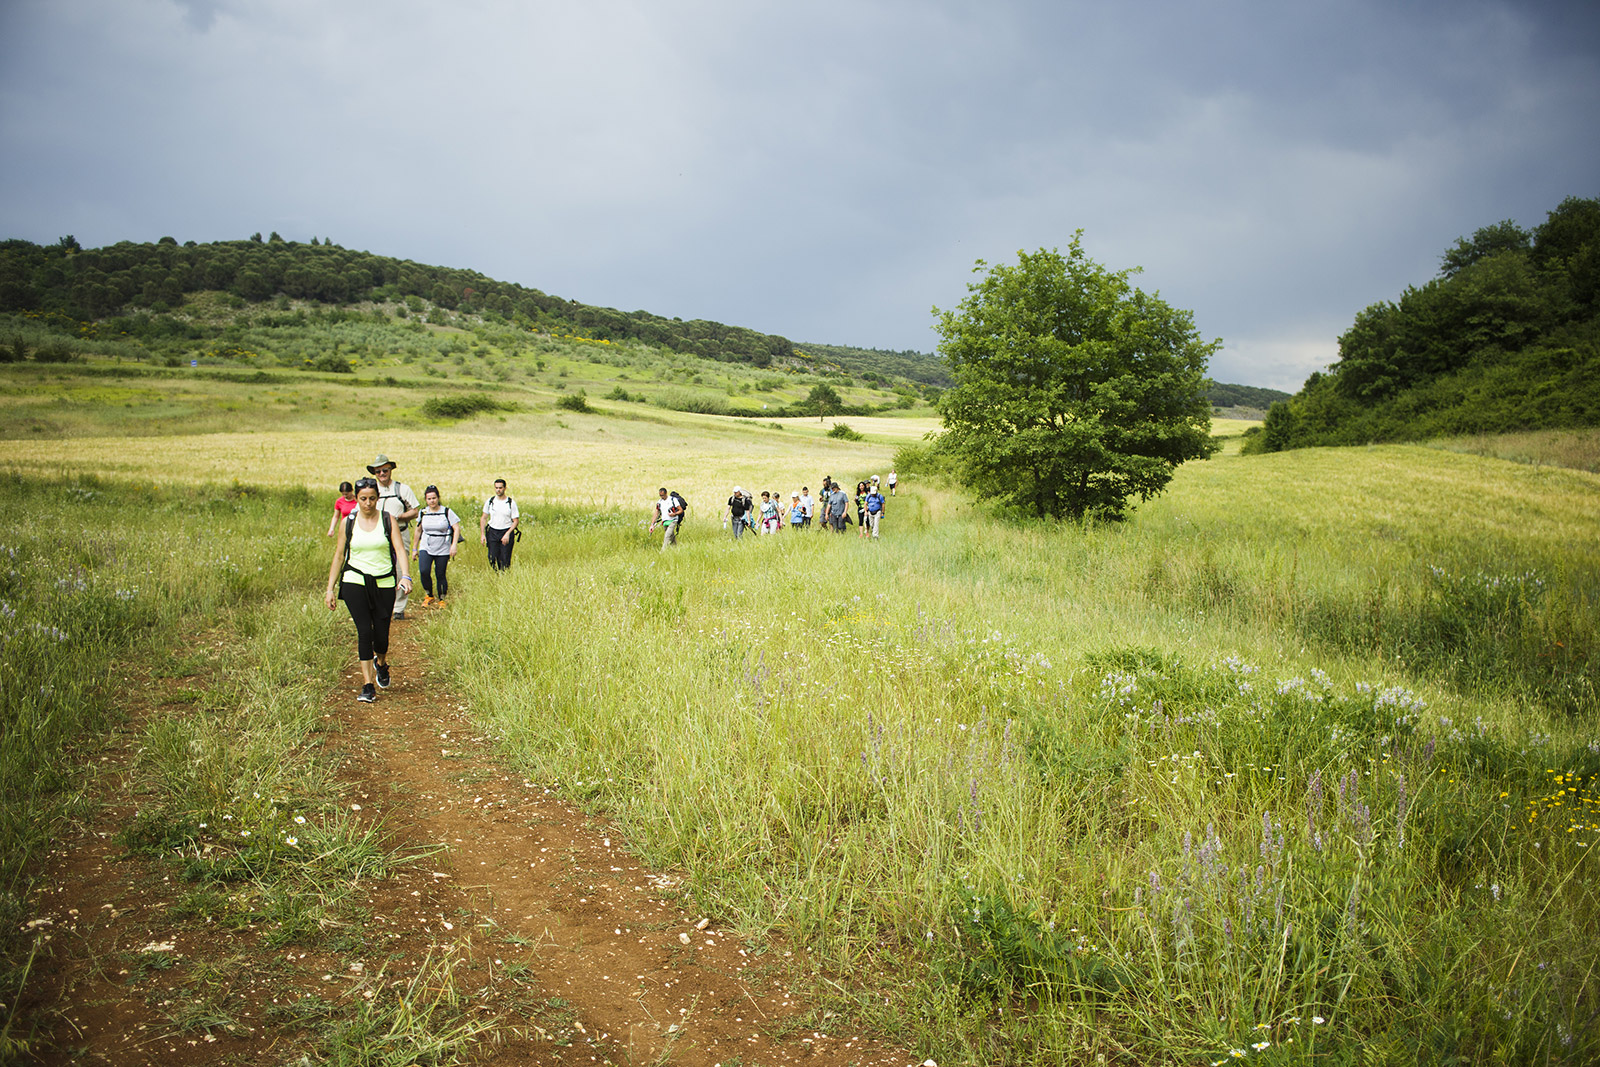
[556,391,593,413]
[654,390,730,416]
[421,392,515,420]
[307,353,351,373]
[826,423,864,441]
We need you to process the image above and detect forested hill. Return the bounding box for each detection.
[1,232,1279,403]
[0,233,799,368]
[1247,195,1600,452]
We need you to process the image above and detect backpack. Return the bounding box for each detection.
[670,491,688,520]
[342,512,398,582]
[486,496,523,541]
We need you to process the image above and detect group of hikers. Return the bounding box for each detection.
[322,452,522,703]
[649,470,897,549]
[325,455,902,700]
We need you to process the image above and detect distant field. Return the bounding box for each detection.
[0,420,897,514]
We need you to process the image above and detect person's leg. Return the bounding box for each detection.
[435,555,449,599]
[503,533,515,570]
[416,550,434,597]
[341,582,378,689]
[373,586,397,666]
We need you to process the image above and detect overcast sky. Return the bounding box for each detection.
[2,0,1596,389]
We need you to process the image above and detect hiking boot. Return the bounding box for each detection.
[392,611,405,620]
[357,683,376,703]
[375,663,390,689]
[422,594,435,606]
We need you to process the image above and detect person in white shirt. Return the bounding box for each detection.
[369,454,419,618]
[798,487,815,529]
[480,478,521,570]
[412,485,462,604]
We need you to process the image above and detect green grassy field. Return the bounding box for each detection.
[4,363,1597,1065]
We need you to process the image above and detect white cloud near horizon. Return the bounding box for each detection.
[2,0,1596,390]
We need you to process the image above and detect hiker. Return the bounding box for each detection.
[325,480,357,537]
[797,487,815,529]
[759,491,782,534]
[413,486,462,605]
[725,485,751,540]
[789,491,804,529]
[864,483,885,538]
[650,486,685,548]
[827,482,850,532]
[888,469,897,496]
[855,481,869,538]
[325,476,412,703]
[481,478,520,571]
[369,454,420,618]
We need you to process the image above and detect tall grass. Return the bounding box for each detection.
[0,475,331,1056]
[432,448,1600,1064]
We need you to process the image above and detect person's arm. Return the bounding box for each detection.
[326,506,340,537]
[448,514,461,557]
[325,519,348,610]
[387,513,413,595]
[480,501,490,543]
[398,487,420,524]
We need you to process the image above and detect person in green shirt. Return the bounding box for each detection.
[325,476,412,703]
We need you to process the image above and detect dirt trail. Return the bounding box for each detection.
[341,623,917,1066]
[26,619,922,1066]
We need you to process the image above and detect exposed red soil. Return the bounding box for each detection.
[22,620,923,1066]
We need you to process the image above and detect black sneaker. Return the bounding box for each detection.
[375,663,390,689]
[357,683,376,703]
[392,611,405,620]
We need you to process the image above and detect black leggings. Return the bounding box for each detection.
[417,550,450,598]
[340,578,396,661]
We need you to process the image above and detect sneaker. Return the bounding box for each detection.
[392,611,405,620]
[357,683,376,703]
[375,663,390,689]
[422,594,435,606]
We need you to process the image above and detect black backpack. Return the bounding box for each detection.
[486,496,523,541]
[670,491,688,520]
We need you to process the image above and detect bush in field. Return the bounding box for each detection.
[307,353,351,373]
[653,390,730,416]
[826,422,864,441]
[421,392,515,420]
[556,391,593,413]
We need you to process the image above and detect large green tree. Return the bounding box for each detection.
[933,238,1217,520]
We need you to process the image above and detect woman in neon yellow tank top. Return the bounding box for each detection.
[325,477,412,703]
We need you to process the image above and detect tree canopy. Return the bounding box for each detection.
[1249,195,1600,452]
[932,239,1217,521]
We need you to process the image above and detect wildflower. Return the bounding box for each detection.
[1312,1016,1325,1024]
[285,836,299,847]
[294,815,306,825]
[1252,1041,1270,1051]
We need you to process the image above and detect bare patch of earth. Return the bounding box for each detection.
[22,621,920,1066]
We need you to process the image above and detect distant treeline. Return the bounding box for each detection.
[794,341,952,388]
[1247,195,1600,452]
[0,233,795,367]
[1207,382,1290,411]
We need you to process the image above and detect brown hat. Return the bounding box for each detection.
[366,453,397,473]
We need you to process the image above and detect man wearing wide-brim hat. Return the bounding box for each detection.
[367,454,420,619]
